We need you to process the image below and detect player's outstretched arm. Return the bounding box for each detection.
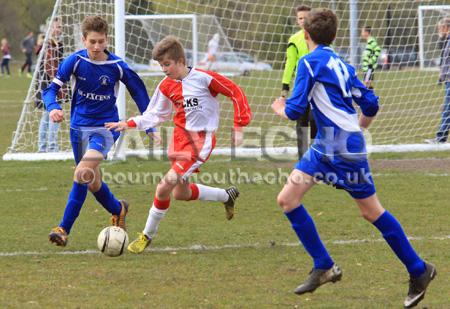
[43,54,78,122]
[206,70,252,128]
[105,121,129,131]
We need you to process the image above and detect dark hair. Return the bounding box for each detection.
[363,26,372,34]
[152,35,186,64]
[295,5,311,14]
[303,8,338,46]
[81,16,108,37]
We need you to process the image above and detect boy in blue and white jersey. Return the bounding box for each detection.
[272,9,435,308]
[44,16,157,247]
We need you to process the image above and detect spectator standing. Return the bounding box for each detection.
[426,17,450,144]
[1,38,11,77]
[361,26,381,89]
[37,18,65,152]
[20,31,35,78]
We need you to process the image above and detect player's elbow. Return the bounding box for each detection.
[236,116,251,127]
[285,106,303,121]
[362,103,379,117]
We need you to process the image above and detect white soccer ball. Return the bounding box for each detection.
[97,226,129,257]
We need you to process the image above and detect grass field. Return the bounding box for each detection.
[0,67,449,308]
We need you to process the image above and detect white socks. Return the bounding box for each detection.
[143,206,168,239]
[196,184,228,202]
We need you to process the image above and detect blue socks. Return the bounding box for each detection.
[285,206,426,277]
[60,182,121,234]
[92,182,121,216]
[373,211,426,277]
[60,182,88,234]
[285,205,334,270]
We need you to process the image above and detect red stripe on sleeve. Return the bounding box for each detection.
[203,70,252,128]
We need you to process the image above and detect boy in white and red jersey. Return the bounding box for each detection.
[105,35,252,253]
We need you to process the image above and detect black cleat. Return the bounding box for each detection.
[223,187,239,220]
[404,262,436,308]
[294,264,342,295]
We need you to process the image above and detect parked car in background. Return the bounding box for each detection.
[184,50,272,75]
[200,52,272,75]
[148,51,272,75]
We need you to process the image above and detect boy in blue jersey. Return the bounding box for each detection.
[272,9,435,308]
[43,16,156,247]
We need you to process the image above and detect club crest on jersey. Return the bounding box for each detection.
[99,75,110,86]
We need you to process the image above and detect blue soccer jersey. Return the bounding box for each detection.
[43,49,150,127]
[286,45,380,198]
[286,45,379,157]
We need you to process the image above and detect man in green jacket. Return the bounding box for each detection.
[281,5,316,159]
[361,26,381,89]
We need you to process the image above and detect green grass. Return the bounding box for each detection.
[0,158,449,308]
[1,68,449,308]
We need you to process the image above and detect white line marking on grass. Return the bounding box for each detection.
[1,235,448,257]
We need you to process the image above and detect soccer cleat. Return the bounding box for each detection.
[48,227,68,247]
[224,186,239,220]
[127,232,152,254]
[111,199,129,230]
[294,264,342,295]
[403,262,436,308]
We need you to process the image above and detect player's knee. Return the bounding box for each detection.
[277,193,292,211]
[173,189,189,201]
[74,167,95,184]
[359,208,376,222]
[155,183,172,201]
[88,181,101,193]
[163,170,180,186]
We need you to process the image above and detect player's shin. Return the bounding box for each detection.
[59,181,89,233]
[92,182,121,215]
[372,211,426,277]
[142,198,170,239]
[285,204,334,270]
[190,183,228,202]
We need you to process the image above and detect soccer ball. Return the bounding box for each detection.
[97,226,129,257]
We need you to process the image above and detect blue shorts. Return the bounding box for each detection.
[70,127,120,165]
[295,149,376,199]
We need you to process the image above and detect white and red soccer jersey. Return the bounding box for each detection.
[128,68,252,132]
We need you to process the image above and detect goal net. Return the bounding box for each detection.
[4,0,450,161]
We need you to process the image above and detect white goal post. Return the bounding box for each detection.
[4,0,450,161]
